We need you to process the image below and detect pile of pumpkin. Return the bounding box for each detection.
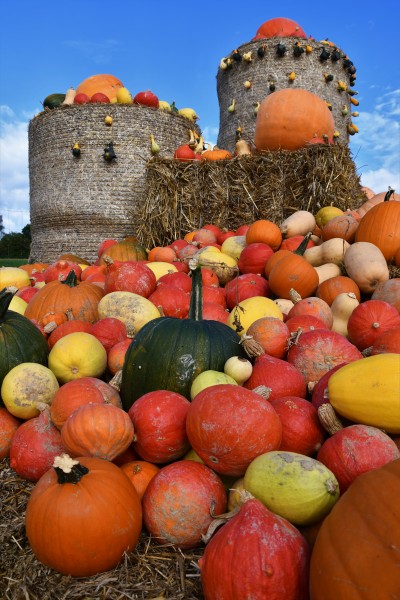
[1,186,400,599]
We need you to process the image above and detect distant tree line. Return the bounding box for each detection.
[0,224,31,258]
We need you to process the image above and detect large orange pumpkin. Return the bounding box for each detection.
[254,89,335,151]
[25,453,142,577]
[309,459,400,599]
[355,195,400,261]
[75,74,124,102]
[253,17,307,39]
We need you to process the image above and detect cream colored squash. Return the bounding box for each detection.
[328,354,400,433]
[1,363,59,420]
[314,263,342,285]
[48,332,107,384]
[330,292,359,337]
[343,242,389,294]
[280,211,316,239]
[304,238,350,267]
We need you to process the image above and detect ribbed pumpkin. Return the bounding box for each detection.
[309,459,400,599]
[24,270,103,324]
[328,354,400,433]
[25,453,142,577]
[98,240,147,265]
[355,191,400,261]
[268,252,320,300]
[120,267,245,409]
[0,288,49,389]
[75,74,124,102]
[254,89,335,151]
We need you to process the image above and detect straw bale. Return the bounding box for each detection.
[216,38,356,153]
[28,104,200,263]
[139,144,366,248]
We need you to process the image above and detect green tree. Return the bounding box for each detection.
[0,224,31,258]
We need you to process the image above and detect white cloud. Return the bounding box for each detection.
[350,88,400,194]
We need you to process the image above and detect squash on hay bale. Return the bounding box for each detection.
[139,144,366,248]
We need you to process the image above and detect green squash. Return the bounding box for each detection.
[0,288,49,395]
[120,267,246,409]
[43,93,66,109]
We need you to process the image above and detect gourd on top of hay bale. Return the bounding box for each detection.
[28,104,200,263]
[216,36,357,153]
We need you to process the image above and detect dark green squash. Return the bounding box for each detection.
[0,288,49,395]
[120,267,246,409]
[43,93,66,109]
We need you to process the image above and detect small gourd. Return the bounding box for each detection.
[61,88,76,105]
[330,292,359,338]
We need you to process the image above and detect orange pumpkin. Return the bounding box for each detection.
[120,460,160,500]
[25,454,142,577]
[253,17,307,39]
[355,194,400,261]
[75,74,124,102]
[309,459,400,599]
[321,213,359,243]
[268,253,320,300]
[316,275,361,306]
[98,239,148,265]
[201,147,232,161]
[246,219,282,251]
[24,270,103,324]
[0,407,20,459]
[19,262,48,276]
[356,189,400,218]
[254,89,335,151]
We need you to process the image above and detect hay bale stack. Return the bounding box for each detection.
[28,104,199,262]
[216,38,356,153]
[140,144,366,248]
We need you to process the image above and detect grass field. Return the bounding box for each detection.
[0,258,28,267]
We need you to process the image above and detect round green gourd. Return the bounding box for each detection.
[43,94,66,109]
[0,288,49,392]
[120,267,246,409]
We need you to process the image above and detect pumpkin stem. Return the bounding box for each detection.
[384,187,395,201]
[239,333,264,358]
[0,287,15,318]
[53,454,89,484]
[62,270,79,288]
[109,369,122,391]
[202,491,254,544]
[188,261,203,321]
[252,385,272,400]
[293,232,313,255]
[317,403,344,435]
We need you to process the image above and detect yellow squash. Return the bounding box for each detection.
[328,354,400,433]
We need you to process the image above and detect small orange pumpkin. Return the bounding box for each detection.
[246,219,282,251]
[202,147,232,161]
[268,253,320,300]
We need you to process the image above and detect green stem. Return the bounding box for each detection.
[188,266,203,321]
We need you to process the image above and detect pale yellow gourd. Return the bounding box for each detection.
[343,242,389,294]
[279,211,316,238]
[328,354,400,433]
[330,292,359,337]
[314,263,342,285]
[220,236,247,260]
[61,87,76,105]
[303,238,350,267]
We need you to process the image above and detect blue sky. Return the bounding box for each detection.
[1,0,399,233]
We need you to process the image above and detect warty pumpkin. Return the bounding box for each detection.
[309,459,400,600]
[25,453,142,577]
[120,266,245,409]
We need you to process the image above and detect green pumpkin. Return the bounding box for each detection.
[120,267,246,409]
[0,288,49,394]
[43,93,66,109]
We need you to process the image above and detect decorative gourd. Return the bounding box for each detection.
[280,211,316,239]
[25,453,142,577]
[2,363,59,420]
[254,89,335,151]
[309,459,400,599]
[199,498,310,600]
[128,390,191,463]
[303,238,350,267]
[330,292,359,338]
[120,461,160,500]
[0,288,49,390]
[244,451,340,526]
[61,403,134,460]
[343,242,389,294]
[355,191,400,261]
[75,74,124,102]
[24,270,103,324]
[186,384,282,476]
[120,267,245,409]
[328,354,400,433]
[142,460,227,549]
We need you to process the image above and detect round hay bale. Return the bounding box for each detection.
[28,104,200,263]
[216,38,357,153]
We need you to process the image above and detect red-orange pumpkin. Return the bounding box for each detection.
[371,327,400,355]
[254,89,335,151]
[253,17,307,39]
[270,396,325,456]
[287,296,333,329]
[372,278,400,314]
[186,384,282,476]
[246,219,282,251]
[200,499,310,600]
[246,316,290,358]
[0,407,20,459]
[316,275,361,306]
[268,252,319,300]
[225,273,270,310]
[244,353,307,400]
[142,460,226,549]
[120,460,160,500]
[347,299,400,350]
[309,459,400,599]
[25,454,142,577]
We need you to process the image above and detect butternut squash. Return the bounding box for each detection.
[314,263,342,285]
[343,242,389,294]
[304,238,350,267]
[328,354,400,433]
[330,292,359,338]
[61,87,76,105]
[280,211,316,239]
